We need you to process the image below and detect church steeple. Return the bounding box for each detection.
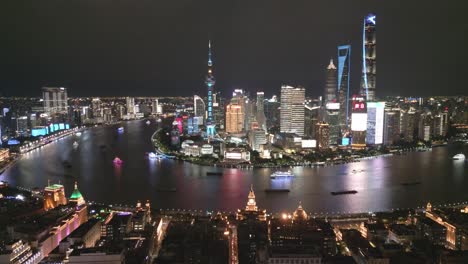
[245,185,258,212]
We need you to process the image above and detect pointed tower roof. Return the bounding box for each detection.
[208,40,213,67]
[245,185,258,212]
[293,201,308,220]
[70,181,85,206]
[327,58,337,70]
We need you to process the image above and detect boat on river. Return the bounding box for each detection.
[113,157,123,165]
[331,190,358,195]
[452,153,466,161]
[270,170,294,179]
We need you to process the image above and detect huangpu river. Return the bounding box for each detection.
[1,120,467,214]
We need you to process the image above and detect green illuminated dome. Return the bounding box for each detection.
[70,182,85,206]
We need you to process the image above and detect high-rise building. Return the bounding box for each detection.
[350,96,367,149]
[280,85,305,136]
[304,105,320,138]
[42,87,68,114]
[212,92,225,130]
[91,98,102,118]
[418,113,432,141]
[205,41,216,137]
[383,108,401,145]
[360,14,377,101]
[225,103,244,134]
[193,95,206,123]
[126,97,135,115]
[366,102,385,145]
[316,122,330,150]
[151,99,160,115]
[44,183,67,210]
[325,107,340,146]
[256,92,266,131]
[16,116,28,136]
[433,112,448,137]
[337,45,351,129]
[401,108,417,141]
[248,129,267,151]
[324,59,337,104]
[264,96,280,130]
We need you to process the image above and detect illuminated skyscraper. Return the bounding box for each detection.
[193,95,206,124]
[360,14,376,101]
[256,92,266,131]
[324,59,337,105]
[280,85,305,136]
[225,103,244,134]
[126,97,135,115]
[350,96,367,149]
[366,102,385,145]
[42,87,68,114]
[205,41,216,137]
[316,122,330,150]
[337,45,351,129]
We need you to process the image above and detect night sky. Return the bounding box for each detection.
[0,1,466,98]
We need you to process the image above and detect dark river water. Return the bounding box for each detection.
[1,120,467,214]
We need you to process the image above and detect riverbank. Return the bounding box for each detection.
[19,127,82,154]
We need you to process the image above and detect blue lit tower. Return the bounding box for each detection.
[360,14,376,101]
[337,45,351,128]
[205,40,216,137]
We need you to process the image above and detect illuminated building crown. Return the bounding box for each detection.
[245,185,258,212]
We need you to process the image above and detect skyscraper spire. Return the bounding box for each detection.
[246,185,258,212]
[327,58,336,70]
[208,40,212,67]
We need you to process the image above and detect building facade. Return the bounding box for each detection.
[280,86,305,136]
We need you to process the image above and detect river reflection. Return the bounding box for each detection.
[1,120,467,213]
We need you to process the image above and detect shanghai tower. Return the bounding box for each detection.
[360,14,376,101]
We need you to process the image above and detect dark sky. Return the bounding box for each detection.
[0,0,466,98]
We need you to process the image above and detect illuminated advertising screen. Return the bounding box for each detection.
[351,113,367,131]
[301,139,317,148]
[341,137,350,146]
[225,152,242,160]
[325,103,340,110]
[32,127,48,137]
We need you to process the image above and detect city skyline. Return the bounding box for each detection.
[1,1,466,98]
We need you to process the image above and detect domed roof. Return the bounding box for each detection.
[293,201,308,220]
[70,188,82,200]
[70,182,85,206]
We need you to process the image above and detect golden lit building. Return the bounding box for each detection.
[425,202,468,250]
[316,122,330,150]
[44,183,67,210]
[225,103,244,134]
[292,201,308,221]
[236,185,266,221]
[0,148,9,162]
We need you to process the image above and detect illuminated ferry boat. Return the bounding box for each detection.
[270,171,294,179]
